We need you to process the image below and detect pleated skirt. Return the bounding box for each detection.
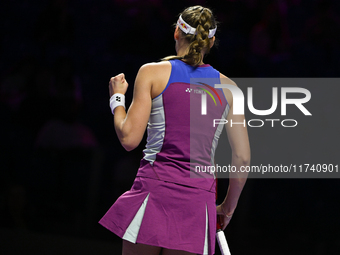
[99,176,217,255]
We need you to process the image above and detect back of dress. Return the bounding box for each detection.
[137,59,229,192]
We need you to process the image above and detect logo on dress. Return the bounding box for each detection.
[186,83,223,115]
[185,88,204,94]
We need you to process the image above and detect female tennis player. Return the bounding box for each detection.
[99,6,250,255]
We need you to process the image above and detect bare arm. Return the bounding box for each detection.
[109,64,153,151]
[216,74,251,230]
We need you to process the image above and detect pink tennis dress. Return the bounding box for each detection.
[99,59,229,255]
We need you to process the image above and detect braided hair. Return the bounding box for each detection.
[163,6,217,66]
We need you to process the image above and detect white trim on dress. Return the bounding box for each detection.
[122,193,150,243]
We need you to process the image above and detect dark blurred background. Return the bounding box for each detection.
[0,0,339,254]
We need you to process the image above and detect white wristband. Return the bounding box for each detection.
[109,93,125,114]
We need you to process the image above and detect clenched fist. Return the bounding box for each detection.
[109,73,128,97]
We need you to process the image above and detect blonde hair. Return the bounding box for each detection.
[163,6,217,66]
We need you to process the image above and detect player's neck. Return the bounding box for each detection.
[176,43,205,65]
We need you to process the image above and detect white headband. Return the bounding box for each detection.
[177,15,217,38]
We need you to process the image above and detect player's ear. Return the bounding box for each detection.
[174,26,180,41]
[209,36,215,48]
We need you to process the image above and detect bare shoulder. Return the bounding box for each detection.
[219,73,237,86]
[135,61,171,85]
[139,61,171,74]
[219,73,237,105]
[137,61,172,98]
